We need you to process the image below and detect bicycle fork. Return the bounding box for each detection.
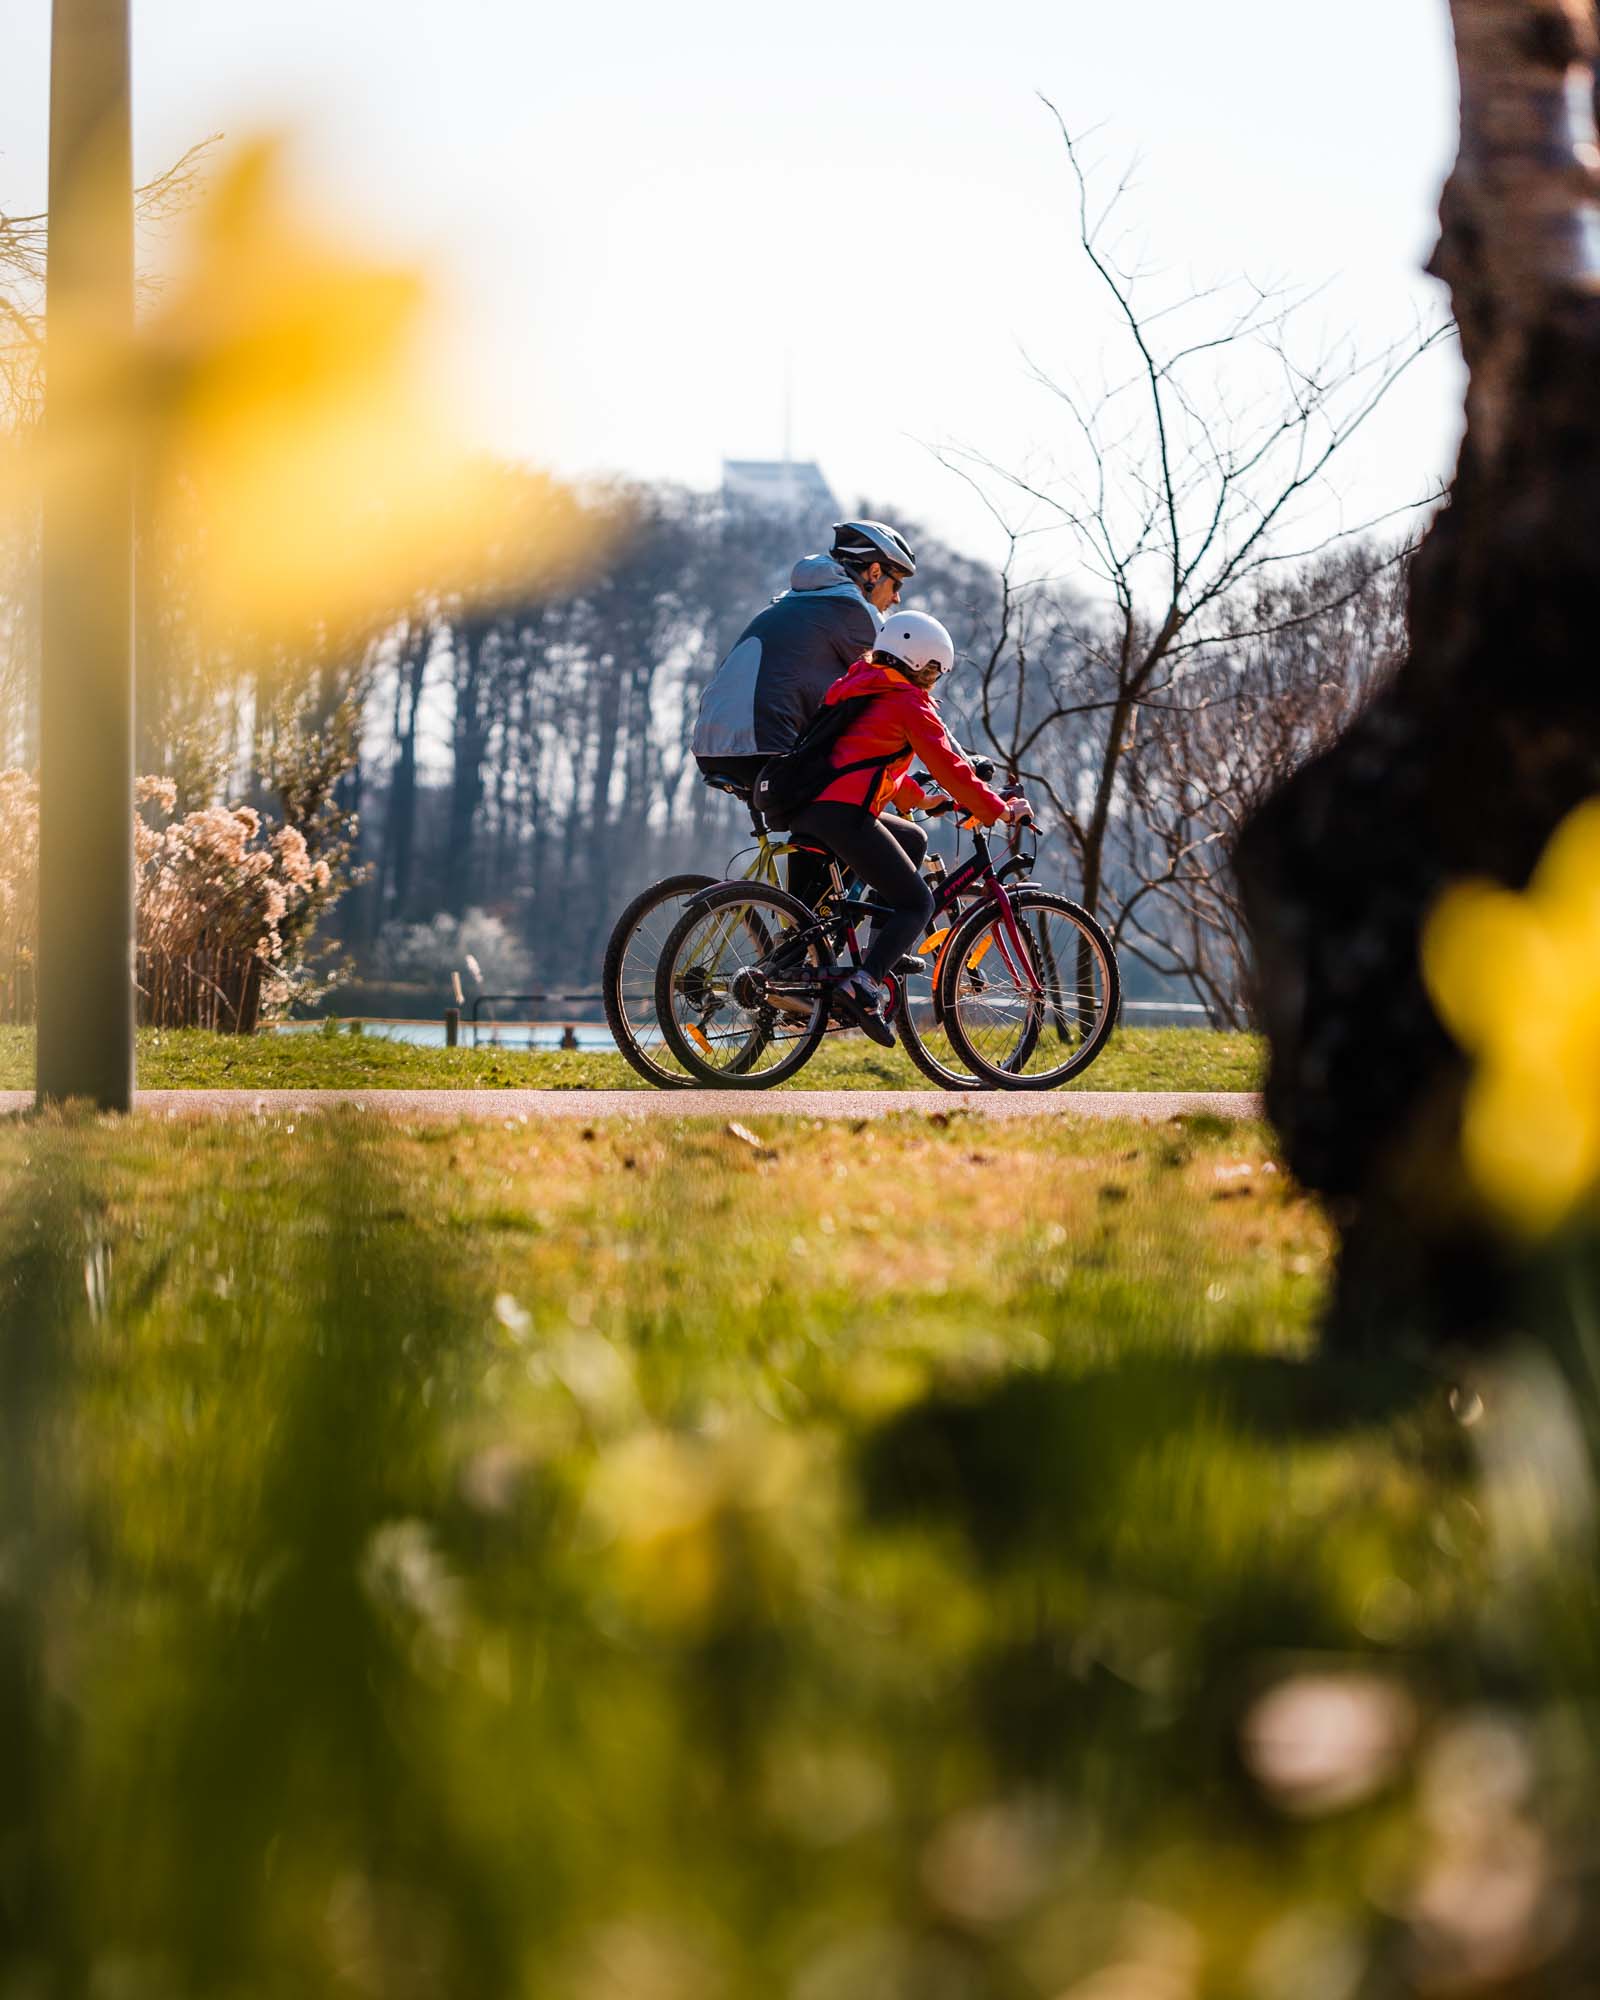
[973,883,1046,1002]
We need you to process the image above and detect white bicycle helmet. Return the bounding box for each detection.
[875,609,955,678]
[831,518,916,577]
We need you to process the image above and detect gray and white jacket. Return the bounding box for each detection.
[693,556,882,760]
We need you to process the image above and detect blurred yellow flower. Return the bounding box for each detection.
[585,1426,814,1632]
[22,136,586,644]
[1423,800,1600,1233]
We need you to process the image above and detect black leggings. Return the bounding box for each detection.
[787,804,934,980]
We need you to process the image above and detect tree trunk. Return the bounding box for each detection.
[1235,0,1600,1348]
[381,624,429,919]
[443,621,491,915]
[1079,689,1135,924]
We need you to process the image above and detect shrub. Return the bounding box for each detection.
[0,768,351,1030]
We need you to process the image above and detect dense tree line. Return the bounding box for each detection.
[0,470,1407,1018]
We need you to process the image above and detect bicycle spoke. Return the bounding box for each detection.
[945,892,1117,1086]
[603,873,718,1088]
[659,888,828,1083]
[616,906,693,1055]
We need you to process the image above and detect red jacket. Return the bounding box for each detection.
[814,659,1012,823]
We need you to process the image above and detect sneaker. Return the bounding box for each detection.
[892,953,927,978]
[829,969,896,1049]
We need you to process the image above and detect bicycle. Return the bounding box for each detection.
[652,800,1119,1090]
[603,772,991,1091]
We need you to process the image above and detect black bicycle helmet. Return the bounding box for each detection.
[831,518,916,577]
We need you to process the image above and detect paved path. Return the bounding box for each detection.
[3,1088,1263,1122]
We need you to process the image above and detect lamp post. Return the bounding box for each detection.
[35,0,135,1110]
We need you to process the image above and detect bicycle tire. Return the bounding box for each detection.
[601,873,717,1089]
[937,890,1120,1089]
[892,974,980,1091]
[654,881,831,1088]
[894,911,1041,1088]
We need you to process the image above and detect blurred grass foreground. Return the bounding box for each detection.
[3,1106,1592,1997]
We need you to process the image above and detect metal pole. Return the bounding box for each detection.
[36,0,135,1110]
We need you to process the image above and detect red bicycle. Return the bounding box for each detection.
[652,792,1120,1090]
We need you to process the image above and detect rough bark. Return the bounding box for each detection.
[1235,0,1600,1348]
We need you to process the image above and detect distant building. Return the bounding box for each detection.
[721,458,839,521]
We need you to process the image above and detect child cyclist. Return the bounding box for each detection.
[786,610,1031,1046]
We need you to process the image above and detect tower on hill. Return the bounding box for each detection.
[721,458,839,520]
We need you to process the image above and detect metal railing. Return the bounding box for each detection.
[445,990,606,1048]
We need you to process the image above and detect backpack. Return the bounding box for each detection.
[752,696,899,828]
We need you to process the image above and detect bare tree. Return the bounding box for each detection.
[1112,546,1410,1023]
[0,134,217,434]
[0,137,219,766]
[953,111,1447,938]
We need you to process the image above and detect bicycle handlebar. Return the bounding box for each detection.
[1000,780,1035,828]
[914,768,1034,828]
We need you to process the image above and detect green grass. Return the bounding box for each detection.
[3,1104,1569,1995]
[0,1022,1263,1091]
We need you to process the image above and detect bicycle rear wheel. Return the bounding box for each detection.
[938,890,1119,1089]
[601,873,717,1088]
[892,971,979,1091]
[655,883,830,1088]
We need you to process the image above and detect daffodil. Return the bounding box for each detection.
[18,136,587,646]
[1423,800,1600,1233]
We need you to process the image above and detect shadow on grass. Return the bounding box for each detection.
[854,1348,1458,1830]
[858,1348,1442,1566]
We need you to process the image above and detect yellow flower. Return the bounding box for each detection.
[1423,800,1600,1233]
[17,136,587,645]
[585,1426,814,1632]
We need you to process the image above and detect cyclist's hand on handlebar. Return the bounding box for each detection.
[919,789,955,818]
[1000,796,1035,827]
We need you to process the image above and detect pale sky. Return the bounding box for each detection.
[4,0,1464,570]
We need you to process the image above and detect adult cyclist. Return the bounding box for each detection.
[694,518,914,791]
[693,519,917,908]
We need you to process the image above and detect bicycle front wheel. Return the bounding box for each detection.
[655,883,830,1088]
[601,873,717,1088]
[938,890,1119,1089]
